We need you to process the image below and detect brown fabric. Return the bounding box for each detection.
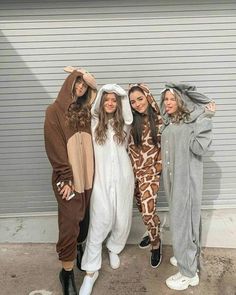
[128,117,162,177]
[44,70,97,261]
[128,84,162,177]
[67,132,94,193]
[44,70,96,186]
[134,176,161,246]
[128,84,162,247]
[54,185,92,261]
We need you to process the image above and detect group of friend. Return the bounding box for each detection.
[44,66,216,295]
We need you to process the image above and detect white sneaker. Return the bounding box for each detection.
[166,272,199,290]
[170,256,177,267]
[79,271,99,295]
[108,251,120,269]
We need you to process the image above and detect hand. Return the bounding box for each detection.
[59,182,75,201]
[205,101,216,117]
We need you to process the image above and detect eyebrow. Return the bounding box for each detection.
[137,95,144,99]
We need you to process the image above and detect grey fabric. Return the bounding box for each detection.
[160,84,214,277]
[160,82,213,125]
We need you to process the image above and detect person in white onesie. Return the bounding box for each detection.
[79,84,135,295]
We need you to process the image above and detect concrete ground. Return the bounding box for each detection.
[0,243,236,295]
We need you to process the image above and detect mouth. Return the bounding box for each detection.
[137,107,144,113]
[106,107,115,112]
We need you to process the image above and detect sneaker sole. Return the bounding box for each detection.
[166,276,199,290]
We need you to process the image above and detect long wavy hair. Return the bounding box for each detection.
[66,77,91,130]
[162,90,190,123]
[128,86,158,147]
[95,92,126,145]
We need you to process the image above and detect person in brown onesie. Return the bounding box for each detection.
[44,67,97,295]
[128,83,162,269]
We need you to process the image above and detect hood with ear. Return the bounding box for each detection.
[56,70,97,112]
[92,84,133,125]
[160,82,212,124]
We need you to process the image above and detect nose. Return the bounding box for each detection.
[166,100,171,105]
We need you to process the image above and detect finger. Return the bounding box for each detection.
[67,189,71,200]
[62,188,69,199]
[61,186,69,198]
[59,186,66,195]
[66,188,73,201]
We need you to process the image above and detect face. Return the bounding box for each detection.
[103,93,117,114]
[129,90,149,114]
[163,90,178,115]
[74,78,88,97]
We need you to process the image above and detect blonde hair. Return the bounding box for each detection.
[163,90,190,123]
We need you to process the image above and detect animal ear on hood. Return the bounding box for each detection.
[161,82,211,106]
[64,66,77,73]
[64,66,97,90]
[160,82,213,123]
[93,84,133,125]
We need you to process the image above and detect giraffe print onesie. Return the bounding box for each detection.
[128,84,162,247]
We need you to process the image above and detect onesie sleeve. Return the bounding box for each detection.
[91,93,100,117]
[189,112,214,156]
[44,105,73,183]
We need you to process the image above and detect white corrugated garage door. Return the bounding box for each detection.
[0,0,236,214]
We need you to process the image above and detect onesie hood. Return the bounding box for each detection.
[56,69,97,112]
[160,82,212,124]
[93,84,133,125]
[128,83,160,114]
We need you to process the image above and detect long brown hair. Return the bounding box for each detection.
[66,77,91,130]
[95,92,126,145]
[128,86,158,147]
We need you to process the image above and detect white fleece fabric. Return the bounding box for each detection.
[81,84,135,272]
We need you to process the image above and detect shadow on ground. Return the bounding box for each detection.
[0,244,236,295]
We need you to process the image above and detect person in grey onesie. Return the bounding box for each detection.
[159,83,216,291]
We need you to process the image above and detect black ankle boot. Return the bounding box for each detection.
[59,268,77,295]
[150,239,162,269]
[76,243,84,271]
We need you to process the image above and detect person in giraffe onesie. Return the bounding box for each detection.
[128,83,162,268]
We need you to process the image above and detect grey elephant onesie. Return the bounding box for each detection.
[160,83,214,277]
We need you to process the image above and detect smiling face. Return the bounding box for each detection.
[163,90,178,115]
[129,89,149,114]
[103,92,118,114]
